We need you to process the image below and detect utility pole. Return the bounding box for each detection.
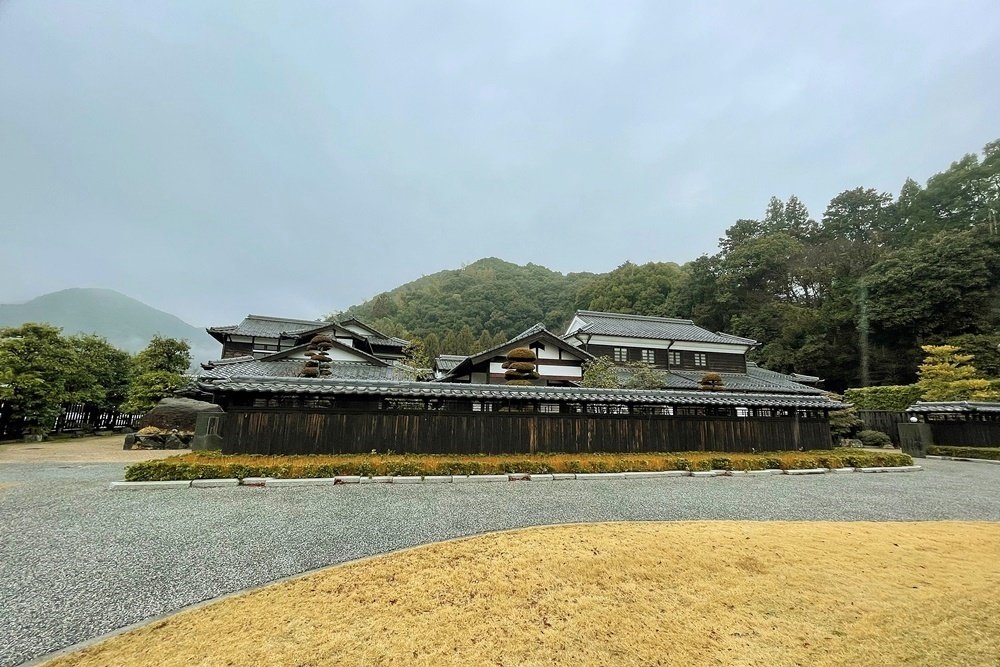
[858,280,870,387]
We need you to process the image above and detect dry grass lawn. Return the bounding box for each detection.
[46,522,1000,667]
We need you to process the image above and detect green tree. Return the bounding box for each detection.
[124,336,192,413]
[422,333,442,363]
[67,334,133,409]
[622,362,665,390]
[122,371,186,413]
[916,345,993,401]
[134,336,191,374]
[580,357,619,389]
[0,324,71,434]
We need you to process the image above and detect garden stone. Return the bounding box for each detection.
[122,434,137,450]
[137,397,223,432]
[163,434,186,450]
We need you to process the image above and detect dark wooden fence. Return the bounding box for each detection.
[928,421,1000,447]
[0,401,142,440]
[222,408,833,455]
[857,410,908,445]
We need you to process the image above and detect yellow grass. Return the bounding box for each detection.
[46,522,1000,667]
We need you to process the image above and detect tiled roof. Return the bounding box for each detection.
[434,354,467,372]
[366,335,408,348]
[469,324,592,365]
[199,358,418,382]
[207,315,330,339]
[612,362,825,395]
[565,310,758,346]
[907,401,1000,414]
[197,376,843,409]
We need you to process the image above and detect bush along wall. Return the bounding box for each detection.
[124,449,915,481]
[843,385,924,411]
[927,446,1000,461]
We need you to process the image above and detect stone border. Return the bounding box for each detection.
[926,455,1000,465]
[108,466,923,490]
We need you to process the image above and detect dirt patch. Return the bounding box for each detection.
[44,521,1000,667]
[0,435,189,464]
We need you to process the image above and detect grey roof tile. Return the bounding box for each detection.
[907,401,1000,414]
[197,376,843,409]
[566,310,758,346]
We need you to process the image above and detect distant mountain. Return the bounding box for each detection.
[0,288,219,366]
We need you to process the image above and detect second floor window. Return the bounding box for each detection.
[640,349,655,364]
[668,351,681,366]
[694,353,707,366]
[613,347,628,363]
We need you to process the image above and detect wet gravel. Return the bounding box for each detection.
[1,459,998,666]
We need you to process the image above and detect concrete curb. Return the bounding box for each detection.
[107,465,923,490]
[927,455,1000,465]
[108,480,191,490]
[191,478,240,488]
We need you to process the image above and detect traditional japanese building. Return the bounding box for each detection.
[202,315,413,381]
[435,323,593,386]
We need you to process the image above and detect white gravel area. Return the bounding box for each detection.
[1,458,998,667]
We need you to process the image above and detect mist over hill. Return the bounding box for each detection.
[0,288,219,365]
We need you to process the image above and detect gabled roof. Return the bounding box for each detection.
[439,323,593,381]
[207,314,332,341]
[260,340,389,366]
[564,310,758,346]
[434,354,467,373]
[198,376,844,410]
[199,358,417,382]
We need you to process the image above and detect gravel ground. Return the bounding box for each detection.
[1,459,998,667]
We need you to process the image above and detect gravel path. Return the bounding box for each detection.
[2,459,999,667]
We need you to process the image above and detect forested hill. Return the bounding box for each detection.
[337,140,1000,391]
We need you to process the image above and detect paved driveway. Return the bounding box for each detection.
[1,458,999,667]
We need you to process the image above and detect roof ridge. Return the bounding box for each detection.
[576,310,695,325]
[245,314,325,326]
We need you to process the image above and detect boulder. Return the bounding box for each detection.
[163,434,187,450]
[123,433,137,450]
[137,398,222,433]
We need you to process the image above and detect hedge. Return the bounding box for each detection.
[124,449,914,481]
[843,385,924,411]
[927,446,1000,461]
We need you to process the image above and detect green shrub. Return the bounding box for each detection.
[122,449,914,481]
[857,430,893,448]
[927,446,1000,461]
[843,385,923,411]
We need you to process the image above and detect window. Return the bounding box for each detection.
[613,347,628,363]
[640,349,655,364]
[668,351,681,366]
[694,353,707,367]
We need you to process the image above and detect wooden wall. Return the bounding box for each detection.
[221,408,832,455]
[586,345,746,372]
[857,410,909,445]
[929,421,1000,447]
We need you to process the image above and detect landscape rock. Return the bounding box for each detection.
[163,434,187,449]
[137,397,222,433]
[122,433,137,450]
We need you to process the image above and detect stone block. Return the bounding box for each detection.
[575,472,626,480]
[264,478,336,487]
[391,476,423,484]
[241,477,270,486]
[551,473,576,481]
[333,476,361,484]
[528,474,554,481]
[455,474,509,483]
[422,475,452,483]
[785,468,828,475]
[191,478,240,488]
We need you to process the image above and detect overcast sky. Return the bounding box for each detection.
[1,1,998,326]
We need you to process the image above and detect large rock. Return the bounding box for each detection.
[137,398,222,432]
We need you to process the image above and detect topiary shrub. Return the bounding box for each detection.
[857,430,893,448]
[843,385,923,411]
[504,347,539,384]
